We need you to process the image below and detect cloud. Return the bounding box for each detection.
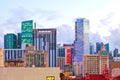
[57,24,74,44]
[0,7,62,48]
[104,28,120,51]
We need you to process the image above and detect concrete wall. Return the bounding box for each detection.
[0,67,60,80]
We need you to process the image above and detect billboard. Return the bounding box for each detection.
[21,20,33,45]
[66,48,71,65]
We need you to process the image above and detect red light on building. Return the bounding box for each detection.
[66,48,71,65]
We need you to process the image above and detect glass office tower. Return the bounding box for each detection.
[74,18,90,62]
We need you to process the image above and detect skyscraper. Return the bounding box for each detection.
[74,18,90,62]
[104,43,109,52]
[113,48,119,57]
[90,43,94,54]
[33,29,56,67]
[4,33,17,49]
[21,20,33,46]
[17,33,22,48]
[96,42,103,53]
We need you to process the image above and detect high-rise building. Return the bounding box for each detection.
[74,18,90,62]
[96,42,103,53]
[33,29,56,67]
[21,20,33,46]
[83,54,109,75]
[104,43,109,52]
[113,48,119,57]
[0,48,4,67]
[90,43,94,54]
[17,33,22,48]
[4,33,17,49]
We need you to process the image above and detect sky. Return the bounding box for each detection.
[0,0,120,51]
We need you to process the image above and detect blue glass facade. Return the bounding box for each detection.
[74,18,89,62]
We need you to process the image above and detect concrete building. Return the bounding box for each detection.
[0,67,60,80]
[24,46,48,67]
[0,48,4,67]
[83,54,109,75]
[33,29,56,67]
[110,61,120,77]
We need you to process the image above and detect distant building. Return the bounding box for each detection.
[104,43,109,52]
[24,46,48,67]
[21,20,33,46]
[4,33,17,49]
[74,18,90,62]
[90,43,94,54]
[4,49,24,62]
[73,18,90,76]
[83,54,109,75]
[96,42,103,53]
[17,33,22,48]
[33,29,56,67]
[113,48,119,57]
[0,48,4,67]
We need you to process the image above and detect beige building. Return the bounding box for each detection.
[83,54,109,75]
[0,67,60,80]
[0,48,4,67]
[24,46,48,67]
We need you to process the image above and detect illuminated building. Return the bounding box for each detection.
[24,46,48,67]
[0,48,4,67]
[21,20,33,46]
[4,33,17,49]
[83,54,109,75]
[33,29,56,67]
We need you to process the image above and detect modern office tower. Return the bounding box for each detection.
[21,20,33,46]
[73,18,89,76]
[104,43,109,52]
[90,43,94,54]
[17,33,22,48]
[113,48,119,57]
[4,33,17,49]
[96,42,103,53]
[33,29,56,67]
[83,54,109,75]
[0,48,4,67]
[24,46,48,67]
[74,18,90,62]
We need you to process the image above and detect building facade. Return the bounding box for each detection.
[90,43,94,54]
[17,33,22,48]
[74,18,90,62]
[4,33,17,49]
[0,67,60,80]
[0,48,4,67]
[83,54,109,75]
[4,49,24,62]
[33,29,56,67]
[113,48,119,57]
[24,46,48,67]
[21,20,33,46]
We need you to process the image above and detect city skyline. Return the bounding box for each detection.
[0,0,120,50]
